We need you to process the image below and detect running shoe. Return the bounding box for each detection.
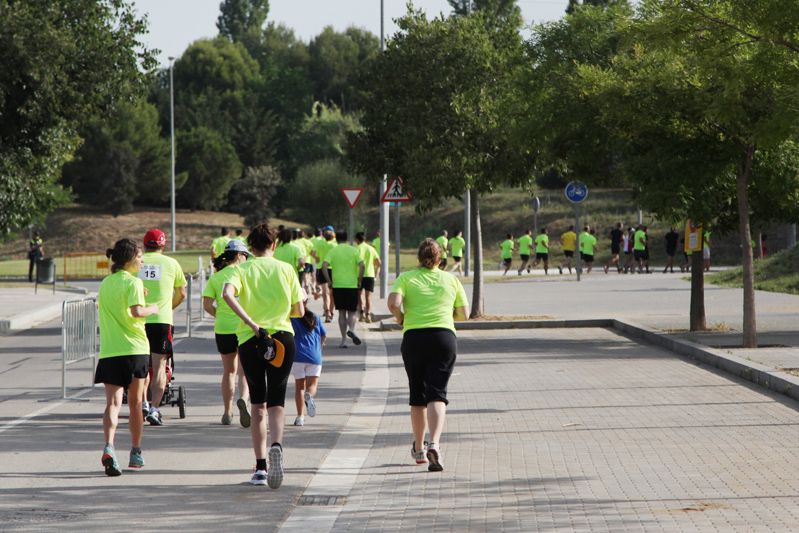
[411,441,428,465]
[293,416,305,426]
[249,469,267,486]
[267,445,284,489]
[141,400,150,418]
[426,443,443,472]
[221,413,233,425]
[346,330,362,346]
[128,450,145,469]
[101,445,122,477]
[237,398,251,428]
[304,392,316,418]
[146,406,163,426]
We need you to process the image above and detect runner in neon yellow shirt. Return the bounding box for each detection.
[532,227,550,274]
[203,240,251,427]
[211,227,232,259]
[436,230,449,269]
[517,229,533,275]
[448,230,466,275]
[322,231,365,348]
[222,223,305,489]
[139,229,187,426]
[95,238,158,476]
[387,238,469,472]
[356,232,381,323]
[579,226,598,273]
[273,228,306,274]
[313,227,338,322]
[633,225,647,273]
[500,234,515,276]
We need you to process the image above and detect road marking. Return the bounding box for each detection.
[279,330,390,533]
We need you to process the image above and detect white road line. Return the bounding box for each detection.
[279,330,391,533]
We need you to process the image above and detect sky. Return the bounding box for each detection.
[132,0,571,66]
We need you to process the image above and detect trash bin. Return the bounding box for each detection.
[36,257,56,284]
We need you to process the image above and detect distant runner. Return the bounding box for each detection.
[558,226,577,275]
[532,227,550,275]
[500,234,515,276]
[517,229,533,275]
[436,230,449,270]
[449,230,466,276]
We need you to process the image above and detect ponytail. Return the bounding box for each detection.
[301,309,317,331]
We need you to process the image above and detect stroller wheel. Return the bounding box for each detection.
[178,385,187,419]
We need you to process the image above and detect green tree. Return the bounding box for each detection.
[566,0,623,14]
[217,0,269,46]
[228,165,283,226]
[289,160,364,228]
[0,0,155,236]
[177,127,242,210]
[348,11,530,317]
[293,104,362,164]
[448,0,523,26]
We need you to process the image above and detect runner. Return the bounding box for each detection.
[203,240,252,427]
[297,230,315,295]
[449,230,466,275]
[604,222,624,274]
[322,232,365,348]
[274,228,305,276]
[500,233,515,276]
[516,229,533,275]
[95,238,158,476]
[663,226,679,273]
[290,299,326,427]
[313,227,338,322]
[27,231,44,282]
[703,230,712,272]
[140,229,187,426]
[643,226,652,273]
[579,225,597,274]
[387,238,469,472]
[211,227,232,260]
[372,231,383,253]
[558,225,577,275]
[633,225,647,274]
[532,227,550,274]
[222,223,304,489]
[232,229,246,245]
[623,227,636,273]
[436,230,449,270]
[356,232,381,323]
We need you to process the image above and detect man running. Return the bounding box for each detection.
[449,230,466,276]
[356,232,381,323]
[211,227,232,260]
[579,226,597,274]
[558,225,576,275]
[28,231,44,282]
[633,225,647,273]
[604,222,624,274]
[664,227,679,273]
[436,230,449,270]
[499,234,514,275]
[313,227,337,322]
[322,232,365,348]
[140,229,187,426]
[517,229,533,275]
[532,228,550,274]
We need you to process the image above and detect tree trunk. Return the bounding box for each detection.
[689,249,707,331]
[738,144,757,348]
[470,192,484,318]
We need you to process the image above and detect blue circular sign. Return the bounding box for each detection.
[564,181,588,204]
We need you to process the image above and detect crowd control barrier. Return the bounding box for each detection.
[62,298,98,399]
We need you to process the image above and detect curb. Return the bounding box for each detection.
[379,318,799,404]
[0,302,64,334]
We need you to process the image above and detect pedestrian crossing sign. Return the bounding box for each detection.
[382,177,412,203]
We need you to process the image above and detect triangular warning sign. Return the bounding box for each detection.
[341,188,363,209]
[381,177,413,203]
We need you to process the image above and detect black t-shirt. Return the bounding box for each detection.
[665,231,679,253]
[610,229,623,246]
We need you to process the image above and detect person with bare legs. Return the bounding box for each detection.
[313,226,337,322]
[290,302,326,426]
[663,227,679,273]
[517,229,533,275]
[500,233,515,275]
[532,227,550,274]
[449,230,466,275]
[356,232,380,323]
[604,222,624,274]
[558,225,576,275]
[322,231,365,348]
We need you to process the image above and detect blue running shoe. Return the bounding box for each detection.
[128,450,145,469]
[102,446,122,477]
[249,469,267,486]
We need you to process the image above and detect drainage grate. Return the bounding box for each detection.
[297,495,347,506]
[0,508,86,524]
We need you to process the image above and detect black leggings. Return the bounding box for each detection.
[401,328,457,406]
[238,330,295,407]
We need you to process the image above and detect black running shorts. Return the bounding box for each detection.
[238,331,295,407]
[94,355,149,387]
[401,328,457,406]
[564,250,574,258]
[215,333,238,355]
[535,252,548,261]
[361,277,375,293]
[316,268,331,285]
[145,323,173,355]
[332,288,358,311]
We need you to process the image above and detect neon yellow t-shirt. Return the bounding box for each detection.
[634,230,646,251]
[273,242,304,270]
[358,242,379,278]
[450,236,466,258]
[313,238,337,266]
[500,239,514,259]
[226,256,304,343]
[202,266,240,334]
[140,252,187,325]
[518,235,533,255]
[324,244,363,288]
[436,236,449,259]
[212,236,230,257]
[98,270,150,358]
[580,233,597,255]
[372,237,381,251]
[535,234,549,254]
[561,231,577,251]
[298,238,314,258]
[391,268,468,333]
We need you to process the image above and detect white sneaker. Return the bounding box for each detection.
[293,416,304,426]
[267,445,284,489]
[249,469,267,486]
[426,443,443,472]
[304,392,316,418]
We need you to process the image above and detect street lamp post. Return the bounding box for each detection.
[169,56,176,252]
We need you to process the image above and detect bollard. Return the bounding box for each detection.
[186,275,193,338]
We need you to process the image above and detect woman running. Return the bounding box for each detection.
[290,299,327,427]
[223,224,304,489]
[95,238,158,476]
[388,238,469,472]
[203,240,252,427]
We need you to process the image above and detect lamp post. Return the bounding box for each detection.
[168,56,177,252]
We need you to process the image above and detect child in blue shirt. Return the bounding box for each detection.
[290,307,326,426]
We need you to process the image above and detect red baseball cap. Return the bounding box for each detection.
[143,229,166,248]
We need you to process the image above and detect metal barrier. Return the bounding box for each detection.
[62,298,98,399]
[186,275,193,338]
[63,252,109,282]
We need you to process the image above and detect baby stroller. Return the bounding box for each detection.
[123,352,187,419]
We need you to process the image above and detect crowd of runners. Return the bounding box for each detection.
[95,224,466,487]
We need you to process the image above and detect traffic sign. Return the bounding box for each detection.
[340,188,364,209]
[564,181,588,204]
[382,177,412,202]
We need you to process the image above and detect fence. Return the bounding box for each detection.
[62,298,98,399]
[63,252,109,282]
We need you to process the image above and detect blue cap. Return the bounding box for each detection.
[224,240,250,256]
[323,225,334,232]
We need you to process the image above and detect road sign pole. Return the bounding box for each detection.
[379,176,388,298]
[464,189,471,277]
[349,208,354,244]
[394,203,400,276]
[575,205,582,282]
[564,181,588,282]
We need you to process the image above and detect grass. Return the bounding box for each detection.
[705,246,799,295]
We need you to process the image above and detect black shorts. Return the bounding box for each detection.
[94,355,149,387]
[564,250,574,258]
[361,277,375,293]
[520,254,530,262]
[452,256,462,263]
[238,331,295,407]
[401,328,457,406]
[634,250,646,261]
[316,268,330,285]
[611,244,621,255]
[535,252,548,261]
[666,248,677,257]
[502,258,512,266]
[581,253,594,263]
[215,333,238,354]
[304,263,314,274]
[332,288,359,311]
[439,258,447,269]
[145,323,173,355]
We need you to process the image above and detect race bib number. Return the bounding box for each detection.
[139,264,162,281]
